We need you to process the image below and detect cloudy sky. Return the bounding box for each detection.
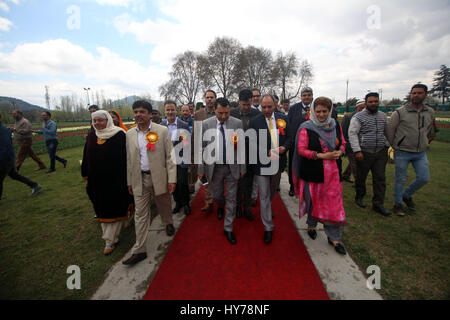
[0,0,449,107]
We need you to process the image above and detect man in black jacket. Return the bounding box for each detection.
[341,101,365,183]
[286,87,313,196]
[230,89,261,221]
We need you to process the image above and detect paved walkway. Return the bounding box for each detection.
[90,172,382,300]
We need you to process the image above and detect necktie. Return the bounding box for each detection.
[268,117,277,148]
[220,123,226,164]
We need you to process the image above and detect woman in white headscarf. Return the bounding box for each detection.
[292,97,347,255]
[81,110,132,255]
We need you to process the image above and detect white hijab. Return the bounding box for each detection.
[91,110,125,140]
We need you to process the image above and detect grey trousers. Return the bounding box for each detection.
[255,171,281,232]
[210,165,239,232]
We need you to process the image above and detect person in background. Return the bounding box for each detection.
[161,101,192,215]
[110,110,135,229]
[194,90,217,212]
[252,88,262,111]
[387,83,435,216]
[110,110,128,132]
[349,93,390,216]
[293,97,347,255]
[151,109,162,124]
[34,111,67,174]
[81,110,130,255]
[1,115,42,200]
[230,89,261,221]
[188,102,195,116]
[286,87,314,197]
[180,105,194,131]
[10,110,46,172]
[281,99,290,115]
[341,101,365,183]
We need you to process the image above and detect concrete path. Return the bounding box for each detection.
[91,172,382,300]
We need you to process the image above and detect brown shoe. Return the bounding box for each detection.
[200,203,212,212]
[122,252,147,265]
[35,166,46,171]
[166,224,175,236]
[103,245,115,255]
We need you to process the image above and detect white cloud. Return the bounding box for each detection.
[0,39,169,105]
[112,0,450,101]
[0,1,9,12]
[0,16,12,31]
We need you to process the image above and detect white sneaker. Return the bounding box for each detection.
[30,185,42,196]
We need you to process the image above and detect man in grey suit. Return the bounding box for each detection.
[161,101,192,215]
[198,98,246,244]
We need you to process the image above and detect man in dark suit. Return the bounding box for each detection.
[230,89,261,221]
[249,94,290,244]
[161,101,192,215]
[198,98,246,244]
[286,87,313,196]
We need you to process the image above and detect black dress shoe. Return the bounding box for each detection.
[289,186,295,197]
[327,237,346,255]
[236,206,243,218]
[244,209,254,221]
[307,229,317,240]
[166,224,175,236]
[122,252,147,265]
[264,231,272,244]
[224,231,236,245]
[343,176,354,183]
[373,204,391,216]
[183,205,191,216]
[63,160,68,168]
[355,198,367,208]
[217,207,224,220]
[172,205,181,214]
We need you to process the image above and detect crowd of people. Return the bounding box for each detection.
[0,83,435,264]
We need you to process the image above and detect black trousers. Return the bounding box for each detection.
[0,158,37,200]
[45,139,66,170]
[288,147,294,189]
[236,166,254,211]
[355,148,388,206]
[173,166,190,206]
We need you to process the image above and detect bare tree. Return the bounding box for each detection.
[202,37,242,99]
[159,51,204,106]
[272,52,313,101]
[234,46,275,93]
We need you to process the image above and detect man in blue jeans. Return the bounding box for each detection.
[387,84,435,216]
[1,116,42,200]
[35,111,67,173]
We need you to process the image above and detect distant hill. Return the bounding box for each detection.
[111,96,164,108]
[0,96,46,112]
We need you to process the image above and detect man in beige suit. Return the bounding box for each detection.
[123,100,177,266]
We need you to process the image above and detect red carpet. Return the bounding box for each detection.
[143,186,329,300]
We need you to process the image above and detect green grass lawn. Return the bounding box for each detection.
[1,142,449,300]
[0,146,136,300]
[342,141,450,300]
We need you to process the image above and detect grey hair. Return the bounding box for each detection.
[301,87,313,95]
